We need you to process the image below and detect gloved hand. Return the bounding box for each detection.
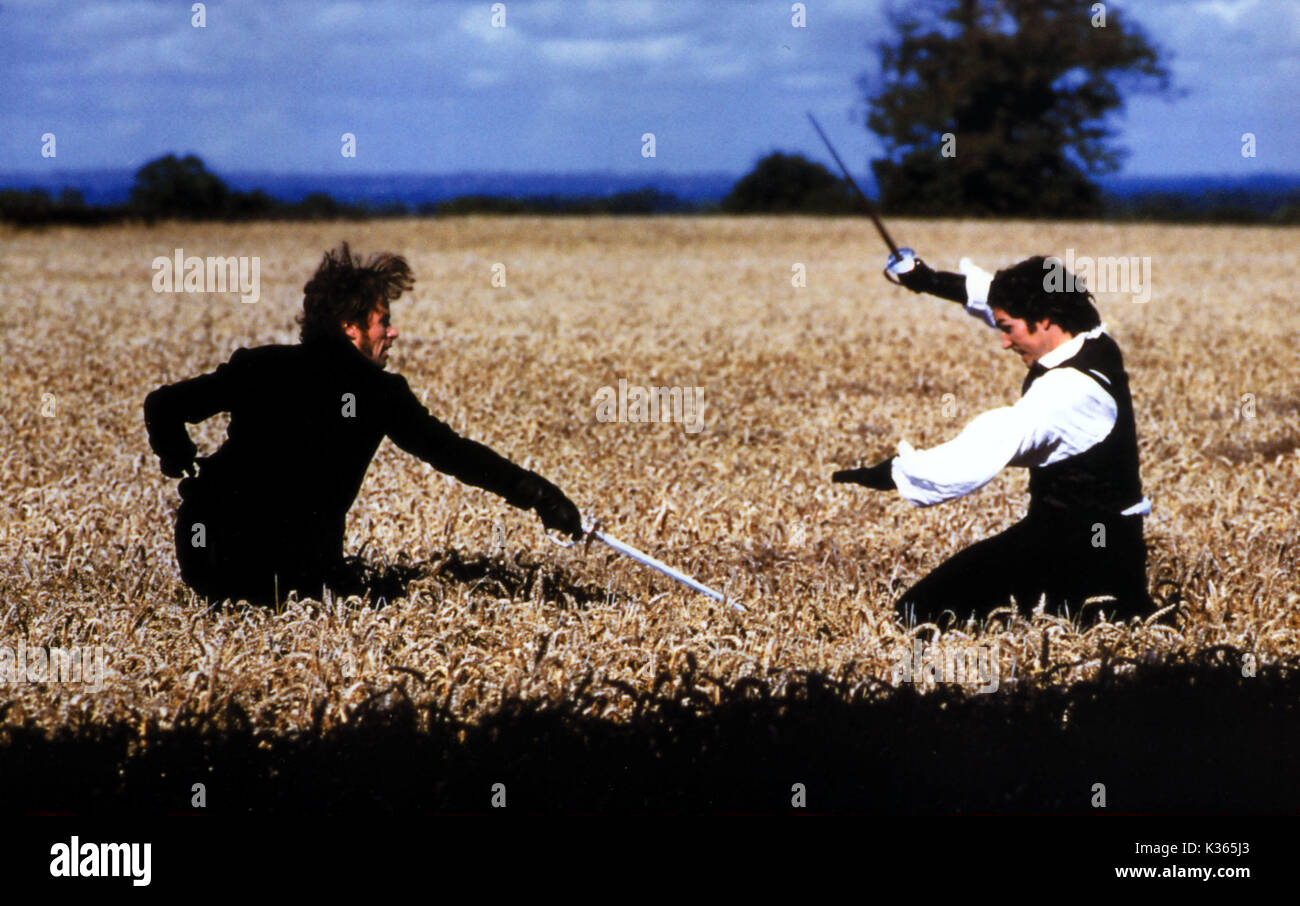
[536,486,583,540]
[885,251,968,303]
[158,441,198,478]
[517,472,584,540]
[832,458,896,491]
[895,258,939,294]
[884,247,918,280]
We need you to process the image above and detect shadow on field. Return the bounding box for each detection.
[335,549,614,607]
[3,650,1297,814]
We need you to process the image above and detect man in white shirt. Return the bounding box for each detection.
[833,254,1154,629]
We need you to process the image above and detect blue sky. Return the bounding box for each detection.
[1,0,1296,177]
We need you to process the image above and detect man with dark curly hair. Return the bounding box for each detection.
[145,243,583,605]
[833,251,1154,629]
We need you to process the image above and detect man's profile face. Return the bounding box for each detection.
[991,307,1065,368]
[343,301,398,368]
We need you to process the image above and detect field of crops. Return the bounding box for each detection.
[2,216,1298,763]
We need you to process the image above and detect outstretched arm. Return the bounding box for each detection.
[835,368,1118,507]
[385,379,583,539]
[889,406,1027,505]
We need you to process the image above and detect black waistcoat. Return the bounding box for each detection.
[1021,332,1143,518]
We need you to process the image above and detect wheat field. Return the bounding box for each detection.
[2,215,1298,749]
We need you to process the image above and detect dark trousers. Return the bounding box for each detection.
[173,491,348,606]
[897,508,1153,628]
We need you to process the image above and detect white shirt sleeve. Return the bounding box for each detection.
[890,368,1119,507]
[959,257,997,328]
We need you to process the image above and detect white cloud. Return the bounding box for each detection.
[701,58,751,81]
[537,34,691,68]
[81,34,209,77]
[581,0,662,27]
[314,2,369,30]
[66,1,170,33]
[1191,0,1261,27]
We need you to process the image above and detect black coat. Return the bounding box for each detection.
[144,334,541,601]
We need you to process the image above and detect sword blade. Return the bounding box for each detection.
[592,530,743,611]
[806,111,901,257]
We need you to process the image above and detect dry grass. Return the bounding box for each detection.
[2,216,1298,741]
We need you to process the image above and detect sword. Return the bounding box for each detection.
[550,522,743,611]
[806,111,900,257]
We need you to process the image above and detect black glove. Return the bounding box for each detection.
[515,472,583,540]
[895,259,968,304]
[535,486,583,540]
[895,258,934,293]
[158,441,198,478]
[833,458,896,491]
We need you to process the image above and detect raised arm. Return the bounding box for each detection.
[888,252,998,329]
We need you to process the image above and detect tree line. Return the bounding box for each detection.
[4,149,1298,226]
[0,154,705,225]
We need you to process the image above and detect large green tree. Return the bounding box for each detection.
[723,152,856,213]
[130,153,230,220]
[862,0,1173,217]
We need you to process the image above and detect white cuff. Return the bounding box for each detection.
[959,257,997,328]
[1121,497,1152,516]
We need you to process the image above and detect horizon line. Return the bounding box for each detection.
[3,167,1298,181]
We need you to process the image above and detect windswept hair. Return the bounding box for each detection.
[988,256,1101,335]
[298,243,414,343]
